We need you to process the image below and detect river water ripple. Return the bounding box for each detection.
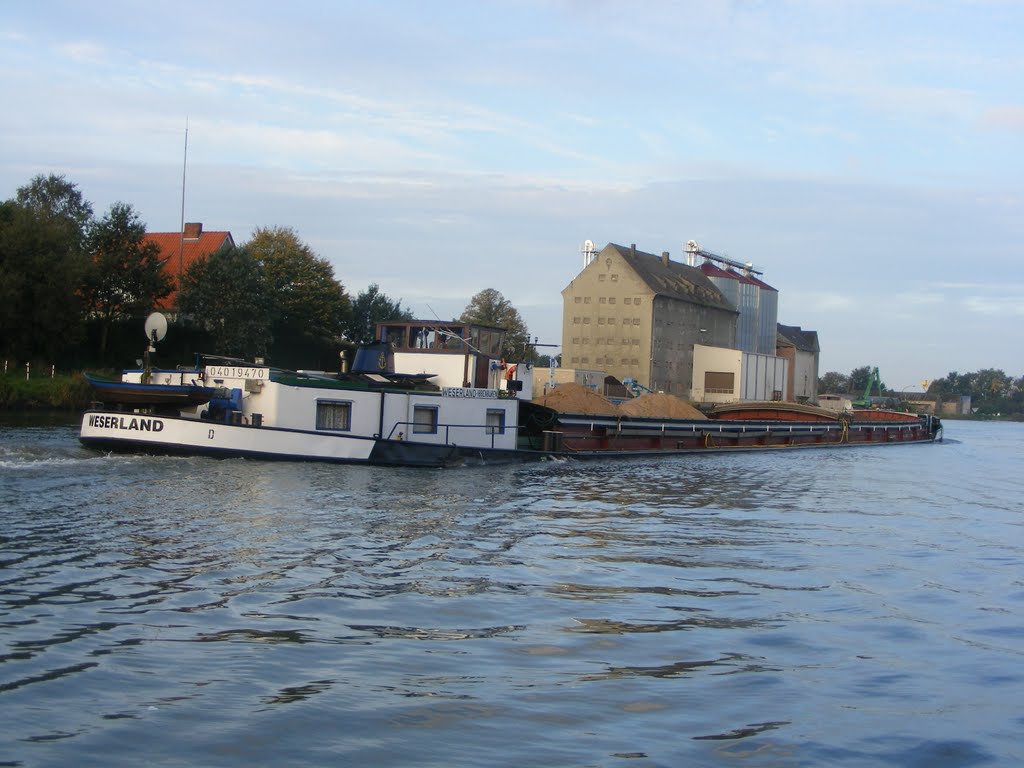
[1,416,1022,766]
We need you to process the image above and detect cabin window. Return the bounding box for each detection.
[486,409,506,435]
[413,405,438,434]
[410,326,436,349]
[316,400,352,431]
[383,326,407,348]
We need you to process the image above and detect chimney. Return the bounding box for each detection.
[662,251,670,267]
[630,243,636,257]
[183,222,203,240]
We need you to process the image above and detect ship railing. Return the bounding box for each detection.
[384,421,522,449]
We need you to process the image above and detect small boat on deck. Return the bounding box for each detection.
[83,373,218,408]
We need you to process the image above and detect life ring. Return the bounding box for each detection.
[505,364,518,381]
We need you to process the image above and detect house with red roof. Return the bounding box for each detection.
[146,222,235,312]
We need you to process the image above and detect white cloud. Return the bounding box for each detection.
[981,105,1024,132]
[962,295,1024,316]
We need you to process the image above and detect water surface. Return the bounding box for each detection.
[1,416,1022,766]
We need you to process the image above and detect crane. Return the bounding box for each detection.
[623,378,654,397]
[852,367,883,408]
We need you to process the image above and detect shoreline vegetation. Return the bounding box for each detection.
[0,372,94,411]
[1,372,1020,421]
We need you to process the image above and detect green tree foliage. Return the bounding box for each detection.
[818,371,849,394]
[16,173,93,241]
[0,175,93,362]
[83,202,172,360]
[247,226,350,348]
[848,365,886,396]
[929,368,1022,417]
[459,288,533,361]
[178,245,271,359]
[347,283,414,344]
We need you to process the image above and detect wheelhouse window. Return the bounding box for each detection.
[316,400,352,431]
[486,409,506,435]
[413,405,438,434]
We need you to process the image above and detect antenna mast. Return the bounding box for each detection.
[177,118,189,293]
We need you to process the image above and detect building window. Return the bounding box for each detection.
[574,296,582,303]
[634,297,641,305]
[316,400,352,431]
[623,297,631,305]
[599,296,607,304]
[583,317,590,324]
[598,317,606,325]
[704,371,735,394]
[611,274,619,282]
[573,316,581,324]
[609,297,616,304]
[608,318,615,325]
[413,405,438,434]
[632,318,641,325]
[584,296,592,304]
[486,409,506,435]
[572,337,580,344]
[598,274,606,282]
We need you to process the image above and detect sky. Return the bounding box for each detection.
[2,0,1022,390]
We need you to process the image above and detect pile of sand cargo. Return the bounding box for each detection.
[534,384,706,420]
[535,383,621,415]
[619,392,706,420]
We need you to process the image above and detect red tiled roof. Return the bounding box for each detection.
[147,224,235,309]
[698,262,734,279]
[699,262,777,292]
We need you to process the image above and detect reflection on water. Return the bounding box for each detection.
[0,418,1022,765]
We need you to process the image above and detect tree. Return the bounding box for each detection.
[246,226,350,353]
[178,245,271,359]
[0,175,93,363]
[347,283,414,344]
[83,202,172,360]
[848,366,886,396]
[16,173,93,242]
[459,288,533,361]
[929,368,1023,418]
[818,371,849,394]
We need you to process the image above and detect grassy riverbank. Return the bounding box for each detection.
[0,372,94,410]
